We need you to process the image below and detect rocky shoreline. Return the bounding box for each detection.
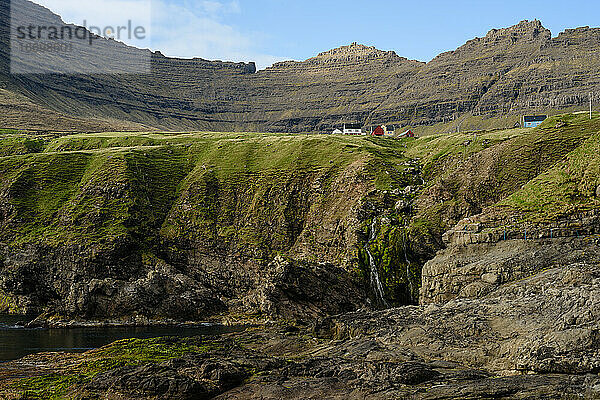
[3,262,600,399]
[22,316,236,330]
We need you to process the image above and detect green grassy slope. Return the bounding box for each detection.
[2,114,599,316]
[400,112,600,260]
[499,132,600,220]
[0,131,413,258]
[0,131,425,315]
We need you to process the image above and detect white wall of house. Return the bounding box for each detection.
[343,128,362,135]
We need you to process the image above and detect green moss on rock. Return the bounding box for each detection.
[9,336,220,399]
[0,289,21,314]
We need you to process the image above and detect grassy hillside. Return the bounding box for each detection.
[1,113,599,319]
[397,112,600,263]
[0,133,411,248]
[0,131,427,317]
[499,132,600,221]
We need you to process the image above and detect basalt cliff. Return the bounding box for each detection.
[2,0,600,133]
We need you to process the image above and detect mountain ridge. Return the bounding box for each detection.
[2,0,600,133]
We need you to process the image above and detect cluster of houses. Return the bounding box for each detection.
[324,114,548,138]
[331,123,415,138]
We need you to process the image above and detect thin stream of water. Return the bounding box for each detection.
[366,218,388,307]
[403,231,414,304]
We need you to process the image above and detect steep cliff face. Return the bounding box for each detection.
[0,0,421,133]
[371,20,552,126]
[3,0,600,133]
[0,133,421,322]
[476,26,600,116]
[244,44,423,132]
[11,54,258,132]
[0,0,259,132]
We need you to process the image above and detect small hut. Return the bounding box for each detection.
[522,115,547,128]
[372,126,385,136]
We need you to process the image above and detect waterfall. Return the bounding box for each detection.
[402,231,414,304]
[365,218,388,307]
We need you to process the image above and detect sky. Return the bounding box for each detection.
[31,0,600,70]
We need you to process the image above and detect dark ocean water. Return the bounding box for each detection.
[0,314,241,362]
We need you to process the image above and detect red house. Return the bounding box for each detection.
[372,126,385,136]
[402,129,415,138]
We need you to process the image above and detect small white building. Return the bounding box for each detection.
[332,128,343,134]
[343,123,362,135]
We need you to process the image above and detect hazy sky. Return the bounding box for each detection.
[33,0,600,70]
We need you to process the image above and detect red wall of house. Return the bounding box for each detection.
[373,126,385,136]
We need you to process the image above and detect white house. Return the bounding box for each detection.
[332,128,343,134]
[343,123,362,135]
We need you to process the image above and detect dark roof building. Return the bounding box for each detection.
[523,115,547,128]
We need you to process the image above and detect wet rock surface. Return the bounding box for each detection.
[326,264,600,376]
[2,263,600,399]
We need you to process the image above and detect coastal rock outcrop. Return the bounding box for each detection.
[0,133,419,323]
[4,263,600,398]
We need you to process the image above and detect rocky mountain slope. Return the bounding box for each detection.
[0,88,148,133]
[2,0,600,133]
[371,20,552,126]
